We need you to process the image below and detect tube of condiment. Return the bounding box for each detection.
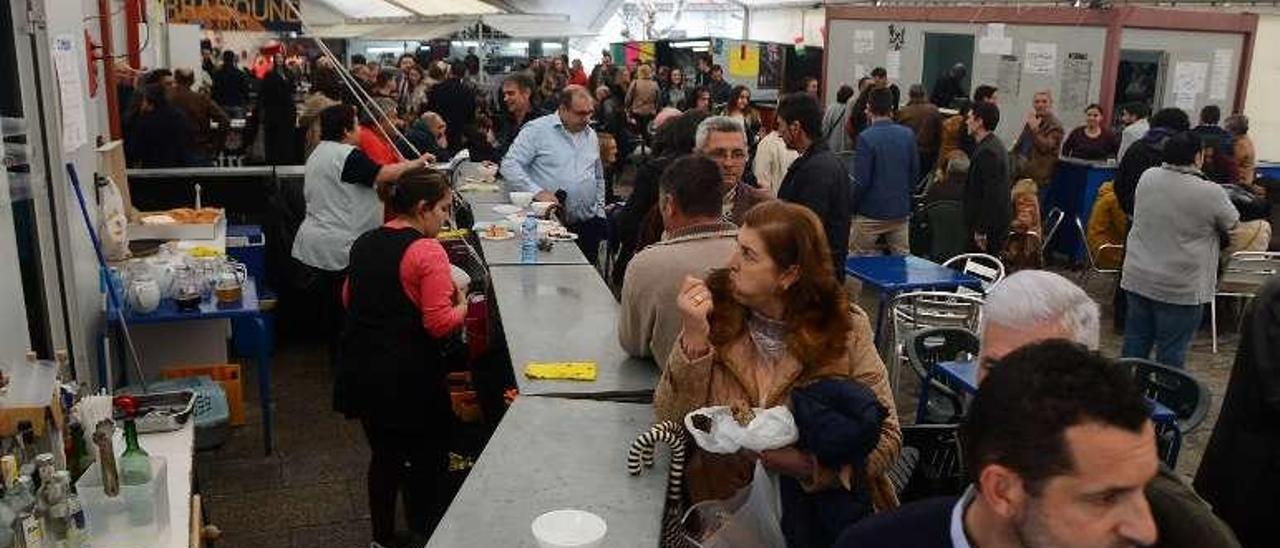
[91,420,120,497]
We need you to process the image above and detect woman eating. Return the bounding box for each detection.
[337,168,468,548]
[1062,103,1120,161]
[655,201,901,546]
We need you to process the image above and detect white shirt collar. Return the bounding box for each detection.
[950,485,978,548]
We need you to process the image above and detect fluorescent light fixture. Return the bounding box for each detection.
[367,47,404,54]
[543,43,563,50]
[508,41,530,48]
[672,40,711,49]
[458,41,480,48]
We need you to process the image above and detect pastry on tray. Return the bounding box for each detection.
[730,401,755,427]
[165,207,223,224]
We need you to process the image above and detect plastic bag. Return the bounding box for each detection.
[684,406,799,454]
[682,461,786,548]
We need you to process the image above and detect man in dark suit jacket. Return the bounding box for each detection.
[837,340,1160,548]
[776,92,851,281]
[964,101,1012,255]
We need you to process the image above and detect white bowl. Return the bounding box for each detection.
[510,191,535,209]
[530,201,556,217]
[531,509,607,548]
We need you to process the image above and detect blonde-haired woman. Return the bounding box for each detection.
[626,63,661,147]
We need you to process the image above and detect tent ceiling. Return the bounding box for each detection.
[308,0,622,33]
[312,0,502,19]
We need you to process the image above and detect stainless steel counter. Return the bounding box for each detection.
[427,397,666,547]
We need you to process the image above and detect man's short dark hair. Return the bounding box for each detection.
[870,67,887,78]
[776,92,823,139]
[711,64,723,74]
[971,101,1000,132]
[660,154,724,218]
[1121,101,1150,120]
[965,340,1150,495]
[867,87,893,116]
[174,69,195,87]
[973,84,998,104]
[351,54,367,66]
[908,84,926,100]
[1150,107,1191,132]
[1163,131,1204,165]
[143,68,172,85]
[504,72,535,92]
[836,85,856,104]
[222,51,237,65]
[1199,104,1221,125]
[319,104,356,141]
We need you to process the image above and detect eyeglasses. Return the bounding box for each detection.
[706,149,748,161]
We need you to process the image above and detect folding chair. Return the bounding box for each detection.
[1074,215,1123,290]
[1212,251,1280,353]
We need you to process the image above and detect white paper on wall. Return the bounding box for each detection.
[51,35,88,153]
[997,55,1022,98]
[853,30,875,54]
[1209,49,1232,101]
[978,36,1013,56]
[1024,42,1058,75]
[986,23,1006,38]
[1173,61,1208,99]
[1060,53,1092,115]
[885,50,901,80]
[854,64,868,80]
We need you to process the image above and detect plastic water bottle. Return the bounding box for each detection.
[520,215,539,264]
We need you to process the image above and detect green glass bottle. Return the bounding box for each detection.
[118,420,151,486]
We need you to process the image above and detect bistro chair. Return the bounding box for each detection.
[888,423,967,502]
[906,327,979,425]
[1212,251,1280,353]
[942,253,1006,294]
[1118,357,1211,468]
[1075,215,1123,290]
[1041,207,1066,258]
[885,291,984,395]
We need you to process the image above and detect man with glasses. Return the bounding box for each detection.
[696,116,768,225]
[502,85,607,263]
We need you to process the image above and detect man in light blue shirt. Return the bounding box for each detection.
[501,85,607,264]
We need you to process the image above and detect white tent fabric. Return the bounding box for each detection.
[313,0,500,19]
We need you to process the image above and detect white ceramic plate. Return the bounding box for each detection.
[492,204,522,215]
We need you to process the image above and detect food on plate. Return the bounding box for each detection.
[731,402,755,426]
[483,224,512,239]
[691,413,713,433]
[140,214,176,225]
[166,207,223,224]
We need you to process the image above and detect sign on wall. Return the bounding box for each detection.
[758,43,784,89]
[164,0,302,32]
[1060,53,1092,115]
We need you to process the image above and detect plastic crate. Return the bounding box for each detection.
[121,377,230,450]
[161,364,245,426]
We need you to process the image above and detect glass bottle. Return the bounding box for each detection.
[6,478,38,548]
[41,471,70,545]
[118,420,154,527]
[64,492,85,548]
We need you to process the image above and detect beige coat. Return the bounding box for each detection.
[618,222,739,369]
[654,305,901,510]
[625,79,661,117]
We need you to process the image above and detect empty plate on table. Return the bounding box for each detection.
[545,230,578,242]
[493,204,522,215]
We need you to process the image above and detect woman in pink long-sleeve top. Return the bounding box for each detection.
[337,167,467,547]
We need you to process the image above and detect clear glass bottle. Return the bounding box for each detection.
[6,478,38,548]
[41,471,70,546]
[64,492,85,548]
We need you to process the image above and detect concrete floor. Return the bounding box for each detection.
[197,267,1240,546]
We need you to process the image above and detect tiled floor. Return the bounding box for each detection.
[199,266,1241,546]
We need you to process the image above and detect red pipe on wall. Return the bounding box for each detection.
[124,0,141,69]
[98,0,122,139]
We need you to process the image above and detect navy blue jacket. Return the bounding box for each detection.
[853,119,919,220]
[782,379,886,548]
[834,496,959,548]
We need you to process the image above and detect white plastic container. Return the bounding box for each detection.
[0,358,58,407]
[74,456,170,547]
[531,509,607,548]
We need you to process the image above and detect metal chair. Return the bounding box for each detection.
[942,253,1006,294]
[888,424,967,502]
[1074,215,1123,290]
[1118,357,1211,467]
[906,327,979,425]
[1212,251,1280,353]
[1041,207,1066,257]
[885,291,985,395]
[919,200,967,263]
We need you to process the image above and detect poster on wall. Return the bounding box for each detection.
[885,51,901,80]
[1209,49,1232,101]
[1173,61,1208,111]
[997,55,1022,99]
[978,23,1013,56]
[1024,43,1057,75]
[728,42,760,78]
[758,43,784,89]
[51,35,87,153]
[164,0,302,32]
[888,24,906,51]
[854,30,875,54]
[1060,53,1092,115]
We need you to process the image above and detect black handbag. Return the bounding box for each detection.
[1222,183,1270,222]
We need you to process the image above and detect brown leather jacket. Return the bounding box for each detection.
[168,86,229,157]
[1013,111,1065,186]
[897,100,942,153]
[654,305,901,511]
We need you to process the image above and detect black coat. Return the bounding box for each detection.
[1116,127,1174,216]
[834,496,956,548]
[124,106,197,168]
[428,79,477,147]
[1194,277,1280,548]
[611,155,672,289]
[963,133,1011,244]
[778,141,852,280]
[211,64,251,108]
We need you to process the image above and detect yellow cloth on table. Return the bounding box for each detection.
[524,362,598,381]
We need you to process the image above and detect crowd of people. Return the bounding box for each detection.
[115,42,1277,547]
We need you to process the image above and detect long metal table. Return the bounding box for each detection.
[470,201,590,266]
[427,397,667,547]
[488,264,658,399]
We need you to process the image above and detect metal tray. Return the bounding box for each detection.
[114,389,196,434]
